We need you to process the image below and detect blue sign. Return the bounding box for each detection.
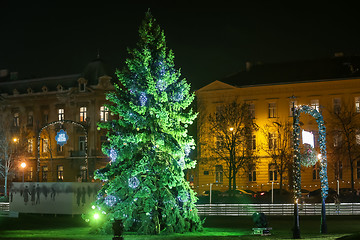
[55,129,69,146]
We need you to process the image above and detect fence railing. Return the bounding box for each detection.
[0,202,10,212]
[2,202,360,216]
[196,203,360,216]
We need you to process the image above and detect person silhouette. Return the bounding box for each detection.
[81,187,86,206]
[42,185,48,200]
[51,187,56,201]
[36,184,41,204]
[76,187,81,207]
[31,186,36,205]
[23,186,29,205]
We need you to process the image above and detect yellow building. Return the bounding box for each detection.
[195,56,360,195]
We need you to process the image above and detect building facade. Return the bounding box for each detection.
[195,56,360,195]
[0,58,113,184]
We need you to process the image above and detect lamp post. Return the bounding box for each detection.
[21,162,26,183]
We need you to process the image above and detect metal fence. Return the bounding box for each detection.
[0,202,10,211]
[1,202,360,216]
[196,203,360,216]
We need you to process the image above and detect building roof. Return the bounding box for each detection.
[81,57,110,85]
[0,74,81,95]
[0,57,112,95]
[221,55,360,87]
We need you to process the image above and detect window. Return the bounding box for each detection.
[28,167,33,181]
[80,107,87,122]
[249,170,257,182]
[310,99,320,112]
[357,161,360,179]
[27,139,33,153]
[80,166,87,181]
[215,165,223,183]
[27,112,33,126]
[335,161,343,180]
[356,130,360,145]
[100,105,109,122]
[333,134,342,147]
[13,112,19,127]
[58,108,65,121]
[269,164,277,181]
[42,139,49,153]
[57,165,64,181]
[355,97,360,113]
[289,100,297,117]
[248,103,255,119]
[203,171,209,175]
[268,133,277,150]
[333,98,341,114]
[215,135,224,148]
[43,112,48,124]
[57,144,63,152]
[42,166,48,182]
[251,135,256,150]
[79,82,86,92]
[268,102,277,118]
[313,163,320,180]
[79,136,86,152]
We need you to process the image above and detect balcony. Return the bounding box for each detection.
[69,151,86,157]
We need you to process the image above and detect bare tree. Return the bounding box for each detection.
[261,120,293,192]
[0,114,26,197]
[201,100,258,191]
[327,102,360,191]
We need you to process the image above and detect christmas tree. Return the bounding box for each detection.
[83,11,203,235]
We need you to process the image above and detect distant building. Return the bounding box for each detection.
[195,55,360,195]
[0,57,114,183]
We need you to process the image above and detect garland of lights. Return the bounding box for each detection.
[37,120,88,181]
[300,143,318,167]
[293,105,328,200]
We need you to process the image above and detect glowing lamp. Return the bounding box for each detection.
[20,162,26,169]
[94,213,100,220]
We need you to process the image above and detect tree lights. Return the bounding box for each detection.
[83,11,202,234]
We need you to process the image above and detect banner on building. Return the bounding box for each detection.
[9,182,102,214]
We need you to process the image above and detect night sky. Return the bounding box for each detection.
[1,2,359,91]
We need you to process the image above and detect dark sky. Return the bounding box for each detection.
[1,2,359,91]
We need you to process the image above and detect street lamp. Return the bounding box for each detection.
[21,162,26,182]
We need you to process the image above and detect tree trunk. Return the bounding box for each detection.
[232,168,236,191]
[4,173,8,198]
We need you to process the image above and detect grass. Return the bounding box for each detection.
[0,214,360,240]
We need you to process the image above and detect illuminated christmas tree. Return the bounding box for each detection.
[84,11,203,234]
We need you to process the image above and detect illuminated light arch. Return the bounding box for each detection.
[36,120,88,181]
[293,104,328,235]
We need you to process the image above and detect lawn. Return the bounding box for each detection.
[0,214,360,240]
